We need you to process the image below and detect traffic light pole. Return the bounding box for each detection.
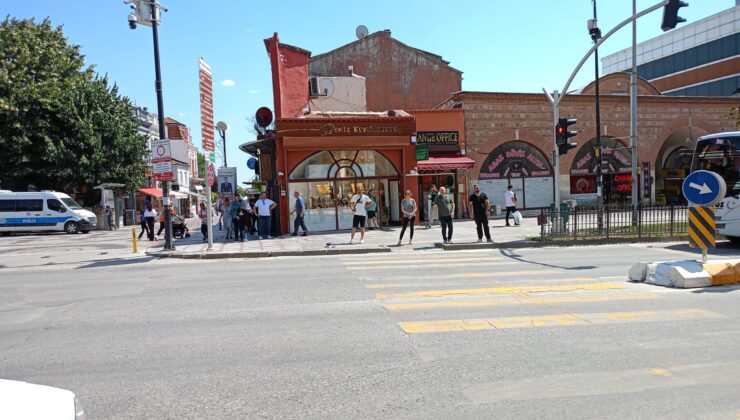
[593,0,604,233]
[630,0,639,224]
[150,0,174,250]
[545,0,667,215]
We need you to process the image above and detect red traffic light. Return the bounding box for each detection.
[556,125,566,136]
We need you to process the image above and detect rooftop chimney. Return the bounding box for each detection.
[348,65,354,76]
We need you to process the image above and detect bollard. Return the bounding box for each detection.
[131,227,138,254]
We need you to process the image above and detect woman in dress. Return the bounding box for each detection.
[397,190,417,246]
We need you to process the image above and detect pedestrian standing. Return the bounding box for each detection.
[222,197,233,239]
[198,202,209,242]
[397,190,417,246]
[231,194,249,242]
[504,184,519,226]
[217,199,223,231]
[156,207,175,237]
[291,191,308,236]
[104,205,114,231]
[427,184,438,228]
[254,192,277,239]
[137,209,148,240]
[143,204,157,241]
[469,184,493,242]
[348,186,372,244]
[366,188,379,230]
[434,186,455,244]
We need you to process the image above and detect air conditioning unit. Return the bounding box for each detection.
[309,77,320,97]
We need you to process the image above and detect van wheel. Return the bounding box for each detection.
[64,221,80,234]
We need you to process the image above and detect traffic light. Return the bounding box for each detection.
[556,118,578,155]
[661,0,688,32]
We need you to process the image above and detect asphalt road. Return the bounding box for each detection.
[2,233,740,419]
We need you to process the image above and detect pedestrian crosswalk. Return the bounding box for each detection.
[339,250,722,335]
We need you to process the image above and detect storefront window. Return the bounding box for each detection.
[290,150,399,180]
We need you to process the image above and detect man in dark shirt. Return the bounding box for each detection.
[468,184,492,242]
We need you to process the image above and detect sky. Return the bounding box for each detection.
[4,0,734,185]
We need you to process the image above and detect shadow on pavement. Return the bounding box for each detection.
[498,248,597,270]
[691,284,740,294]
[664,241,739,257]
[75,257,155,269]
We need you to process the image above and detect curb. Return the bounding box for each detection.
[629,259,740,288]
[436,240,542,250]
[145,246,391,259]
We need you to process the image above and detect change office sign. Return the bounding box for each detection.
[416,131,459,145]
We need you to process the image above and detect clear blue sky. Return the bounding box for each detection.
[4,0,734,184]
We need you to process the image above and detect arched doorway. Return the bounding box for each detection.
[569,136,633,205]
[478,141,554,209]
[287,150,401,231]
[654,126,707,205]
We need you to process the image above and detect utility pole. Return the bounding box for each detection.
[630,0,639,224]
[216,121,229,168]
[591,0,604,232]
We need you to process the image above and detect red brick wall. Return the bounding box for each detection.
[309,31,462,111]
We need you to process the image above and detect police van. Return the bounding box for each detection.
[0,191,97,235]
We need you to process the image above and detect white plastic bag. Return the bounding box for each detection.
[513,210,523,225]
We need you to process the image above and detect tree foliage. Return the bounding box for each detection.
[0,17,148,191]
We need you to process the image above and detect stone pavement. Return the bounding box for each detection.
[146,216,542,259]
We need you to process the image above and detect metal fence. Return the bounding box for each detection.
[540,205,689,240]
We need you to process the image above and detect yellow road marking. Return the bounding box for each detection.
[360,270,565,284]
[399,308,723,334]
[376,282,625,300]
[342,257,498,265]
[651,368,673,377]
[347,261,524,270]
[383,293,659,311]
[367,276,593,289]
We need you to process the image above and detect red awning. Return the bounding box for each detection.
[137,188,163,198]
[416,155,475,171]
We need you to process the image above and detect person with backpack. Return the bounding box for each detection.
[348,186,372,245]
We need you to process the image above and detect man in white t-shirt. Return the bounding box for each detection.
[348,186,372,244]
[254,192,277,239]
[504,184,518,226]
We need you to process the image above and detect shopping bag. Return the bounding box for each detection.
[513,210,523,225]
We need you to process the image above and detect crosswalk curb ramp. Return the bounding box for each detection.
[629,259,740,288]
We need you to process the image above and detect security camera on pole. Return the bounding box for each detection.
[124,0,174,250]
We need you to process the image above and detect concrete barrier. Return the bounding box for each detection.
[629,259,740,288]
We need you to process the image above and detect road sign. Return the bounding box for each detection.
[682,170,726,207]
[151,139,171,161]
[152,160,173,181]
[206,163,216,186]
[151,139,173,181]
[688,206,715,249]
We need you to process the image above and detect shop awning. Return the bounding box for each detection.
[181,191,205,199]
[137,188,162,198]
[137,188,188,199]
[416,155,475,171]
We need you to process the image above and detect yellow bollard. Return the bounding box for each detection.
[132,226,138,254]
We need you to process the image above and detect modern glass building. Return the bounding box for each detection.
[602,3,739,97]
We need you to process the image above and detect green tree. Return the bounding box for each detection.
[0,17,148,192]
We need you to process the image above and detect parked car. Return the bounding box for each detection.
[0,379,86,419]
[0,191,97,235]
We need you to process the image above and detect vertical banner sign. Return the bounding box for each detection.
[199,58,215,159]
[642,161,651,199]
[199,57,215,250]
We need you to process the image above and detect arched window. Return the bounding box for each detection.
[290,150,399,180]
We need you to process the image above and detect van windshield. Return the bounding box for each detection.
[61,197,83,209]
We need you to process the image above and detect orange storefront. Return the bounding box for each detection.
[271,114,418,234]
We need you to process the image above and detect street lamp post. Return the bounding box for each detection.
[126,0,174,250]
[216,121,229,168]
[590,0,604,233]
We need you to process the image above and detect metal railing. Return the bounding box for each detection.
[540,205,689,240]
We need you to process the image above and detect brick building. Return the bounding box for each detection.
[309,30,462,111]
[443,72,738,209]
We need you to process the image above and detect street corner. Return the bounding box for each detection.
[628,259,740,288]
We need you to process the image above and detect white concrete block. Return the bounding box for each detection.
[668,262,712,288]
[646,262,677,287]
[629,263,648,282]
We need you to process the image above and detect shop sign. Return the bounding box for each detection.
[612,174,633,193]
[416,131,459,145]
[480,141,552,179]
[415,144,429,161]
[318,123,401,136]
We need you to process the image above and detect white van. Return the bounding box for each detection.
[0,191,97,235]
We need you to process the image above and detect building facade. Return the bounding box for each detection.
[309,30,462,111]
[602,3,739,97]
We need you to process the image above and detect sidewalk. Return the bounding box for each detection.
[146,217,542,259]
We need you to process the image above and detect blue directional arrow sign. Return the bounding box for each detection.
[682,170,727,207]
